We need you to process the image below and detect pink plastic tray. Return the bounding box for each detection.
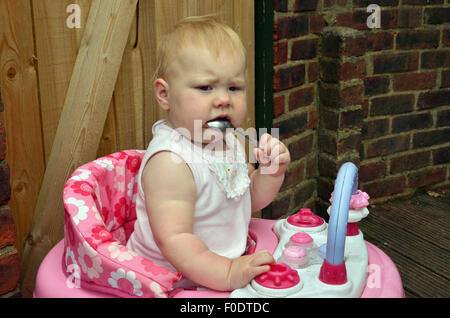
[34,218,404,298]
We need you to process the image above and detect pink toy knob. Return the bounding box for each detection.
[287,208,324,228]
[283,246,306,259]
[254,263,300,289]
[290,232,313,246]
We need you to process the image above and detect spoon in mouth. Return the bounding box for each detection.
[206,119,261,147]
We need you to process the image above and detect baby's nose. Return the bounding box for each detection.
[213,89,231,107]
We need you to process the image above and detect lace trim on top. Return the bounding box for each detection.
[201,134,250,200]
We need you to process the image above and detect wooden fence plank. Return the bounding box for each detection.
[32,0,82,163]
[113,14,145,151]
[20,0,138,297]
[0,0,45,259]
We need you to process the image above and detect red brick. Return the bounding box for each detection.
[291,39,318,60]
[364,76,390,96]
[421,50,450,69]
[340,60,366,81]
[320,59,365,83]
[310,14,326,34]
[307,109,318,129]
[373,52,419,74]
[398,8,422,28]
[366,32,394,51]
[306,157,316,179]
[281,162,304,191]
[390,151,431,174]
[418,90,450,110]
[441,70,450,88]
[274,41,288,66]
[437,108,450,127]
[337,134,361,155]
[362,118,389,139]
[273,64,306,92]
[340,108,363,129]
[288,86,314,111]
[444,29,450,47]
[288,133,314,161]
[370,94,414,116]
[308,61,318,82]
[380,10,399,29]
[273,95,285,118]
[0,206,16,248]
[392,113,433,133]
[393,72,437,91]
[274,15,309,41]
[319,83,364,108]
[336,12,368,30]
[362,99,369,118]
[366,135,410,158]
[413,128,450,149]
[397,30,440,50]
[340,85,365,107]
[433,146,450,165]
[275,113,308,139]
[364,176,407,199]
[0,250,20,295]
[294,0,318,12]
[274,0,288,12]
[408,167,447,188]
[359,161,387,183]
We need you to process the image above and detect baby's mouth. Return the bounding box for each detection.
[206,115,232,125]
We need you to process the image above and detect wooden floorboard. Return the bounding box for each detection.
[359,189,450,298]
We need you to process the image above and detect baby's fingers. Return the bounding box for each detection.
[250,264,272,278]
[250,250,275,266]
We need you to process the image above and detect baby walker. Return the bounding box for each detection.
[33,151,404,298]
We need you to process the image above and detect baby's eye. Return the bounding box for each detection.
[229,86,243,92]
[197,85,212,91]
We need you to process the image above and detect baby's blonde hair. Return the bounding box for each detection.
[154,15,246,80]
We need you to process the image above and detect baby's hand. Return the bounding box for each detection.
[226,249,275,290]
[254,133,291,177]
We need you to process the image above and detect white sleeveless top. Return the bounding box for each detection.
[127,119,252,276]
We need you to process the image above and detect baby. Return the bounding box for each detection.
[126,16,291,291]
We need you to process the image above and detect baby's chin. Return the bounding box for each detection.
[196,127,227,145]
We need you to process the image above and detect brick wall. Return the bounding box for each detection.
[0,87,21,298]
[272,0,323,218]
[272,0,450,219]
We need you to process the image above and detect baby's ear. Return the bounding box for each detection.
[154,78,170,111]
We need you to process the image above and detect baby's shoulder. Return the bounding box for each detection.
[142,151,195,189]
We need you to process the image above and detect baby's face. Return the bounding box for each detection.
[164,45,247,144]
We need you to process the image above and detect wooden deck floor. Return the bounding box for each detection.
[358,189,450,298]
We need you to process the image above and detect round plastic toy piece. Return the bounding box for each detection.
[254,263,300,289]
[287,208,324,228]
[280,246,308,268]
[289,232,314,248]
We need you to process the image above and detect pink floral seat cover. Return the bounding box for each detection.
[63,150,181,298]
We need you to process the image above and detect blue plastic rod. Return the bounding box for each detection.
[325,162,359,265]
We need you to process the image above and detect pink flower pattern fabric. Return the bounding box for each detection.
[63,150,181,298]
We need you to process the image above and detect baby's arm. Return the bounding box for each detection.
[142,151,274,291]
[249,134,291,212]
